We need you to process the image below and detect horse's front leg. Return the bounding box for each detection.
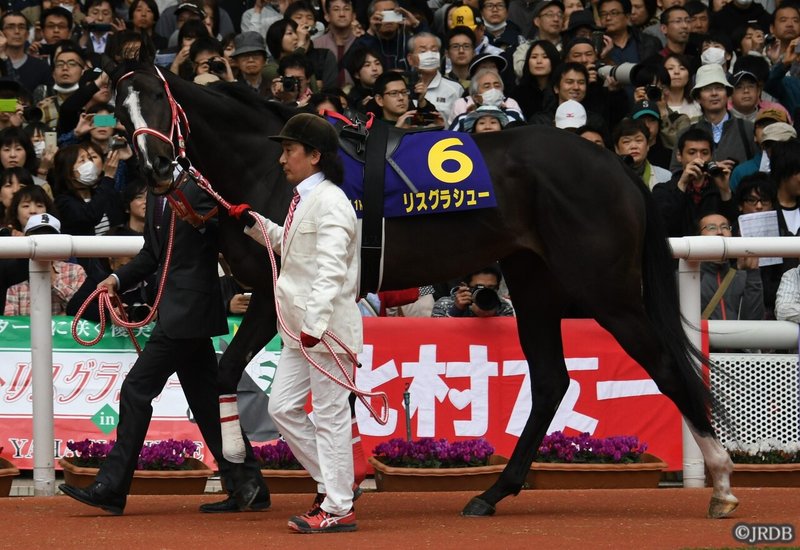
[218,288,277,462]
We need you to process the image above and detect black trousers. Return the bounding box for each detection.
[96,323,264,495]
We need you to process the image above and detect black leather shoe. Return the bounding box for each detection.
[199,488,271,514]
[60,482,126,515]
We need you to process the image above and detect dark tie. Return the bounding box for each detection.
[283,189,301,249]
[153,195,167,229]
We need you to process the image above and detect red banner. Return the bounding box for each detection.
[0,318,685,470]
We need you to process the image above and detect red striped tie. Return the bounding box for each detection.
[283,189,301,249]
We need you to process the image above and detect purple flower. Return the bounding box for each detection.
[534,431,648,464]
[253,440,303,470]
[66,438,198,470]
[372,438,495,468]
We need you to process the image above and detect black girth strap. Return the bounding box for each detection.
[359,120,389,295]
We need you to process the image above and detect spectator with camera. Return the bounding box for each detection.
[28,8,74,62]
[270,53,314,106]
[372,71,443,127]
[229,32,269,93]
[431,265,514,317]
[285,1,338,90]
[405,31,464,125]
[653,127,738,237]
[0,12,52,97]
[79,0,126,62]
[669,64,755,172]
[34,42,86,131]
[190,36,235,84]
[764,3,800,66]
[710,0,771,43]
[241,0,291,39]
[352,0,427,72]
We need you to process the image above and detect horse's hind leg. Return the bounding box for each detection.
[463,251,570,517]
[595,306,738,519]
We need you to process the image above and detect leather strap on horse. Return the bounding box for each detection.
[702,267,737,320]
[360,119,388,295]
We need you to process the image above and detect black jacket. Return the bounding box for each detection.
[114,181,228,339]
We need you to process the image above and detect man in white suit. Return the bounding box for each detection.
[239,113,361,533]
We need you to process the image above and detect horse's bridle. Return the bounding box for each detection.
[118,66,190,163]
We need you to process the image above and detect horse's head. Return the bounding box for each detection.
[114,66,185,195]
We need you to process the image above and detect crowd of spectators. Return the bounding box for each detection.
[1,0,800,322]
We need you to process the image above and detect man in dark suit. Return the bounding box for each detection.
[59,179,269,515]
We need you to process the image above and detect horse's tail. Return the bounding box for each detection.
[639,185,717,436]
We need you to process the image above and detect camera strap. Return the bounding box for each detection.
[702,267,737,320]
[736,117,753,160]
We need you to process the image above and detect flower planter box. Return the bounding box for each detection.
[59,457,213,495]
[368,455,509,492]
[261,469,318,494]
[730,463,800,487]
[0,457,20,497]
[527,453,667,490]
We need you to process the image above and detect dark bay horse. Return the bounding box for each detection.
[112,66,738,519]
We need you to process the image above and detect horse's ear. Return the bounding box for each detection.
[137,31,156,65]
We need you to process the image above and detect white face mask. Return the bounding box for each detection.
[58,3,74,12]
[33,141,46,158]
[701,47,726,66]
[480,87,504,107]
[733,0,752,7]
[76,160,100,185]
[417,51,440,70]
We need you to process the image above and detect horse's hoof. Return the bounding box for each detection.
[462,497,495,517]
[707,495,739,519]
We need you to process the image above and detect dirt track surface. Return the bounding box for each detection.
[3,488,799,549]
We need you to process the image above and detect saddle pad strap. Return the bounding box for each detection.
[360,121,389,295]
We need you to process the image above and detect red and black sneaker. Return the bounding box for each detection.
[288,507,357,534]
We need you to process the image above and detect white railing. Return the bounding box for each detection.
[2,235,800,495]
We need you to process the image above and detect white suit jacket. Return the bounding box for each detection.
[245,179,362,351]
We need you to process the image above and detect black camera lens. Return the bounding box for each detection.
[471,285,500,312]
[281,76,299,92]
[703,161,724,177]
[645,85,662,102]
[207,59,226,75]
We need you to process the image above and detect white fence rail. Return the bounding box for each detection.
[1,235,799,495]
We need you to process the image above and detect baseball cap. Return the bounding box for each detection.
[533,0,565,18]
[24,213,61,235]
[631,99,661,121]
[754,108,789,125]
[175,2,205,18]
[449,5,482,30]
[555,99,586,129]
[761,122,797,144]
[730,70,758,86]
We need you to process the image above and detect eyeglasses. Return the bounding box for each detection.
[55,60,84,69]
[667,17,691,25]
[449,43,473,51]
[382,89,410,97]
[702,223,732,233]
[2,24,28,31]
[483,2,506,10]
[743,196,772,206]
[599,9,624,18]
[538,11,563,19]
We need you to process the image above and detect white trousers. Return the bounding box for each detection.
[268,346,354,515]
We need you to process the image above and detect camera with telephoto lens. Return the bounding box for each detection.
[597,62,637,86]
[470,285,501,312]
[281,76,300,92]
[207,58,227,76]
[702,161,725,178]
